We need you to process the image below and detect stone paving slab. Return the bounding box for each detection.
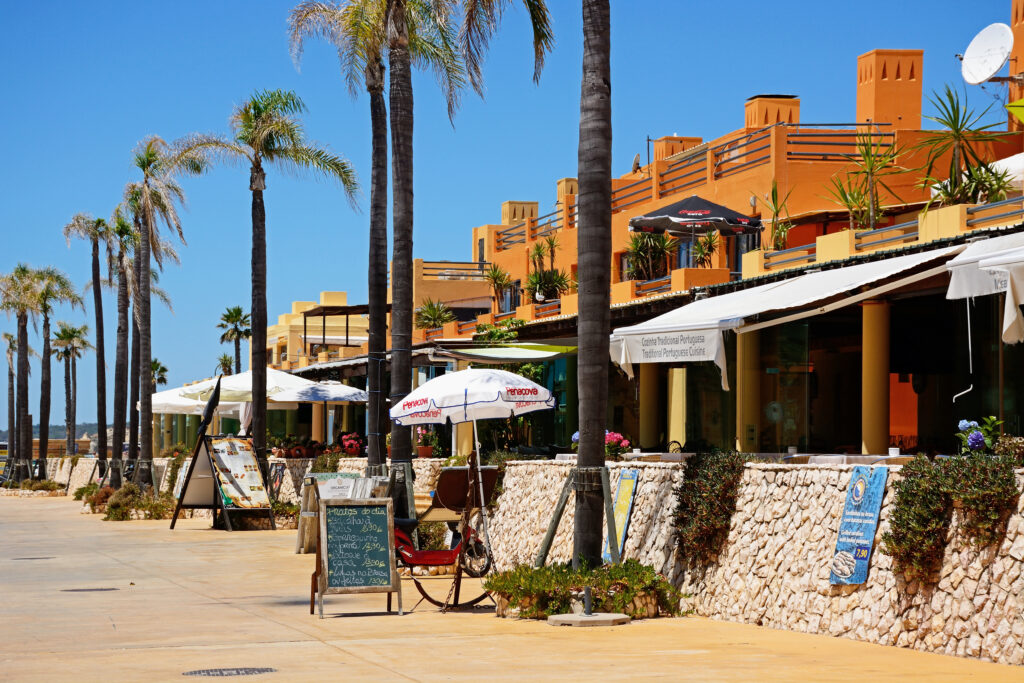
[1,497,1020,682]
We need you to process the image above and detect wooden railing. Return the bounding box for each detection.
[635,275,672,296]
[534,300,561,318]
[421,261,488,280]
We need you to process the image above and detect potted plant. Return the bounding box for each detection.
[339,432,365,456]
[571,430,632,461]
[415,426,441,458]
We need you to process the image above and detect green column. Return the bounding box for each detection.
[285,409,298,438]
[176,415,187,447]
[186,415,200,449]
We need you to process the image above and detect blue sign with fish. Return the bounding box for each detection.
[829,466,888,585]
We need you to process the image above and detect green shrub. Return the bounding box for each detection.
[271,499,300,521]
[74,482,99,501]
[483,559,681,619]
[30,480,62,491]
[159,442,188,459]
[881,457,952,579]
[103,482,177,521]
[310,452,341,473]
[942,455,1020,547]
[674,452,746,566]
[86,486,116,512]
[417,521,449,551]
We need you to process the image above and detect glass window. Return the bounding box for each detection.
[677,241,695,269]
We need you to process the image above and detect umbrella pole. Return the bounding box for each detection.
[472,420,491,550]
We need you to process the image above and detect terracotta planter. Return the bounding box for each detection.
[344,445,360,456]
[417,446,434,458]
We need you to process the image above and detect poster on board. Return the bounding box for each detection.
[830,466,888,585]
[603,468,639,563]
[208,436,270,509]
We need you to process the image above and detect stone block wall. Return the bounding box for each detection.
[272,456,445,505]
[489,461,683,573]
[489,460,1024,666]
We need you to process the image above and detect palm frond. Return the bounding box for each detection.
[273,144,360,205]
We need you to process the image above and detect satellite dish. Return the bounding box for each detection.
[961,22,1014,85]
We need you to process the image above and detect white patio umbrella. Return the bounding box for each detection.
[389,368,555,547]
[180,368,315,402]
[270,380,368,404]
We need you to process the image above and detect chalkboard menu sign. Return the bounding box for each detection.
[315,498,402,618]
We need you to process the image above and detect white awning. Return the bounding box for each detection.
[611,246,960,389]
[946,232,1024,300]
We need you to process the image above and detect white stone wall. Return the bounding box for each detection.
[489,461,684,573]
[489,460,1024,666]
[271,456,445,504]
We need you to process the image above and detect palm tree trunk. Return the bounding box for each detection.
[250,164,269,479]
[111,254,130,487]
[9,361,17,462]
[388,0,414,470]
[574,0,612,569]
[128,245,141,460]
[91,236,108,470]
[71,355,77,458]
[63,355,72,458]
[37,314,51,480]
[17,312,30,482]
[367,60,388,470]
[233,336,241,375]
[138,206,153,486]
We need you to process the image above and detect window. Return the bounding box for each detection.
[618,252,630,281]
[477,237,485,263]
[677,241,695,269]
[730,232,761,276]
[500,280,521,313]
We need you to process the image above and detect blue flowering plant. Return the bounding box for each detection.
[955,416,1002,455]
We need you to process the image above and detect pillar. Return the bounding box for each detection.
[638,363,659,449]
[456,421,474,455]
[285,409,298,437]
[312,404,326,442]
[175,415,186,447]
[342,405,352,433]
[162,415,173,450]
[565,357,578,438]
[152,416,161,454]
[667,367,687,446]
[735,331,761,453]
[862,300,890,454]
[186,415,200,449]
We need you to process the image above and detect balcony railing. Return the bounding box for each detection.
[534,299,561,318]
[635,275,672,296]
[854,219,919,251]
[713,128,773,179]
[421,260,489,280]
[457,320,478,335]
[530,208,563,240]
[764,243,816,270]
[658,148,707,196]
[785,123,893,162]
[424,327,443,340]
[496,221,527,250]
[611,176,653,212]
[965,196,1024,227]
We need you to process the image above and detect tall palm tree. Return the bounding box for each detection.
[186,90,358,476]
[63,214,112,469]
[217,306,251,374]
[289,0,466,471]
[4,333,16,462]
[384,0,552,468]
[108,208,137,483]
[151,358,168,392]
[0,264,42,481]
[53,323,91,459]
[35,268,82,478]
[574,0,611,568]
[130,136,205,485]
[216,353,235,376]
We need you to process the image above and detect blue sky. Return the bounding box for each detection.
[0,0,1011,425]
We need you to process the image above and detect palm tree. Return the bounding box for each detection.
[216,353,234,376]
[574,0,611,568]
[0,265,43,481]
[385,0,552,467]
[130,136,206,485]
[151,358,168,392]
[4,333,16,462]
[35,268,82,478]
[217,306,251,374]
[186,90,357,476]
[414,298,456,329]
[53,323,91,459]
[63,214,112,469]
[288,0,466,471]
[483,264,512,311]
[107,209,136,484]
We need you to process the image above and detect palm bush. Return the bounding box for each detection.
[625,233,675,280]
[414,298,456,329]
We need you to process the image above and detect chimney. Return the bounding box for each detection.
[744,95,800,128]
[856,49,923,129]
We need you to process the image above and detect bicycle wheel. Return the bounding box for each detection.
[461,539,492,577]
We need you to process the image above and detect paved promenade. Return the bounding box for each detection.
[1,496,1020,682]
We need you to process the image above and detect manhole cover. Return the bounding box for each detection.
[182,668,276,677]
[61,588,119,592]
[13,557,54,560]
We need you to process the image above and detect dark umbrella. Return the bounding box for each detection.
[629,194,762,237]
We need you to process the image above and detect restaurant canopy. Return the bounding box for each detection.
[628,194,762,237]
[611,246,960,390]
[946,231,1024,343]
[180,368,315,402]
